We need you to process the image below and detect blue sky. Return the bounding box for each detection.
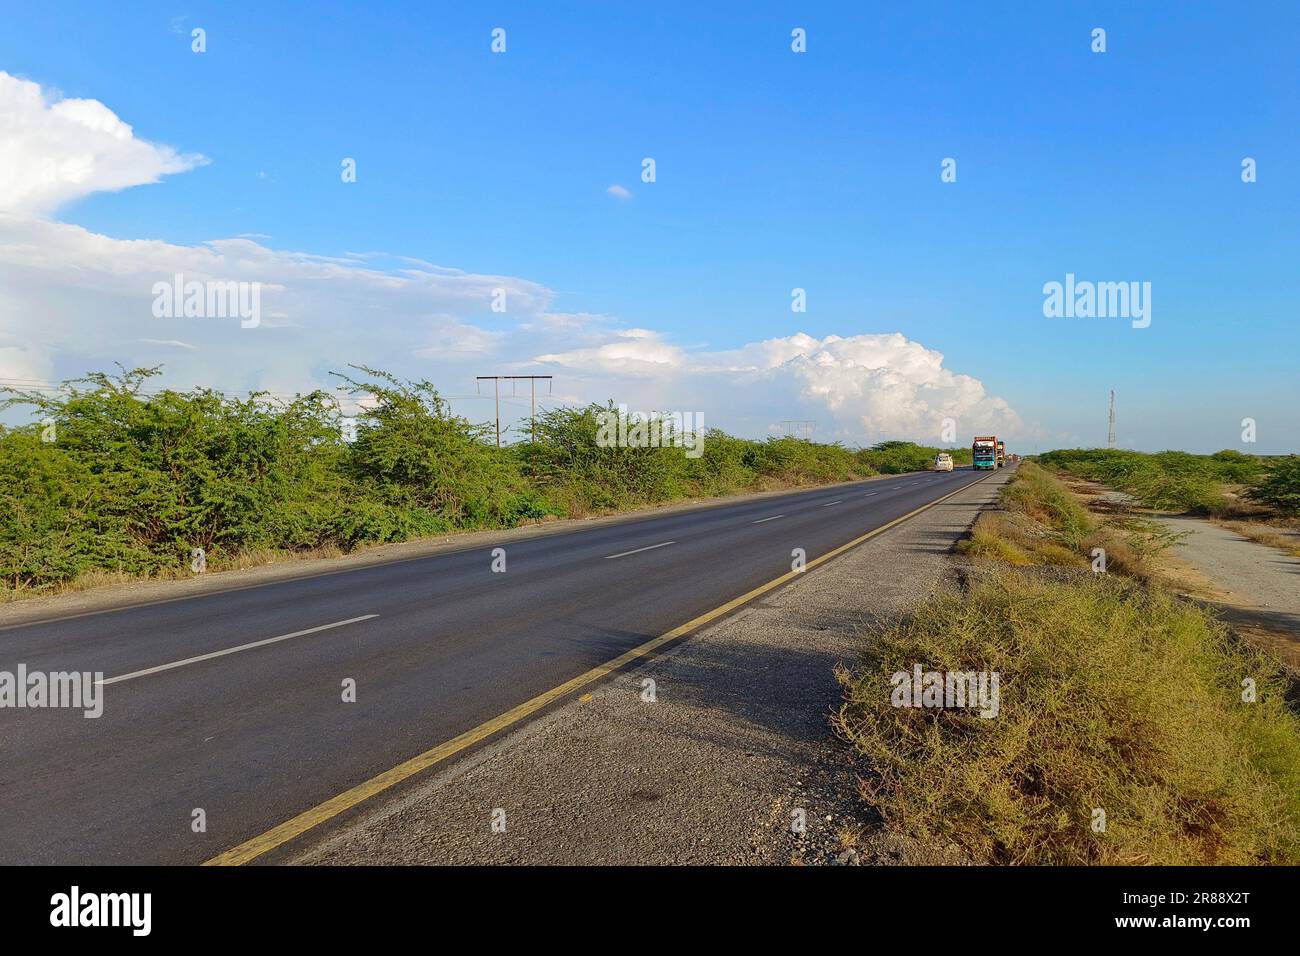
[1,2,1297,452]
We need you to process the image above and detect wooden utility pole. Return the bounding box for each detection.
[476,375,553,445]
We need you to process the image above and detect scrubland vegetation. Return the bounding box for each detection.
[961,461,1173,581]
[837,460,1300,865]
[1035,447,1300,517]
[1036,447,1300,559]
[0,367,955,596]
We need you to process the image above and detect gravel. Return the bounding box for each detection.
[1160,516,1300,618]
[1158,515,1300,670]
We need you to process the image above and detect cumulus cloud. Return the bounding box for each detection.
[0,72,206,217]
[533,329,1026,444]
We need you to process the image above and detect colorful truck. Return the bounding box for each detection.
[973,436,998,470]
[996,440,1006,467]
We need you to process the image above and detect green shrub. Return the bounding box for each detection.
[518,403,694,511]
[1035,448,1251,515]
[0,367,928,595]
[1248,456,1300,516]
[336,366,536,528]
[1001,461,1096,548]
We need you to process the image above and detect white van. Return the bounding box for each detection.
[933,453,954,472]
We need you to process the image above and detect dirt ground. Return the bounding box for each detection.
[1064,475,1300,672]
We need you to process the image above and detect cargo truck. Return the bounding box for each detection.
[973,436,998,470]
[996,440,1006,467]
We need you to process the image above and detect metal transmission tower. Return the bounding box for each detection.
[781,420,816,440]
[1107,390,1116,448]
[476,375,553,446]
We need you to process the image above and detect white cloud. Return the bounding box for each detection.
[413,316,504,358]
[0,212,1027,443]
[605,184,632,200]
[534,330,1028,445]
[0,214,551,392]
[0,72,1029,447]
[0,72,206,217]
[536,328,684,374]
[520,312,610,332]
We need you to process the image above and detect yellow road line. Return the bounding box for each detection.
[204,473,990,866]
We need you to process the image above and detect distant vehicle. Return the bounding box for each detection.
[996,440,1006,467]
[933,453,954,472]
[973,436,998,470]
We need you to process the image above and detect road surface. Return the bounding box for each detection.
[0,467,988,864]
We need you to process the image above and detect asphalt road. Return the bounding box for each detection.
[0,466,988,864]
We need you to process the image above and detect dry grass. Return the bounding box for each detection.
[964,512,1081,567]
[960,461,1169,582]
[1214,520,1300,558]
[841,460,1300,864]
[0,543,351,604]
[835,571,1300,864]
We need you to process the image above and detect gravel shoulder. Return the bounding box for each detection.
[1157,515,1300,671]
[285,469,1011,865]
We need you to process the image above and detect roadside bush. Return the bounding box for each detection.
[1036,448,1243,515]
[684,429,757,495]
[0,430,165,589]
[1209,448,1266,484]
[0,368,354,584]
[0,367,935,596]
[835,571,1300,864]
[747,436,865,484]
[1248,455,1300,516]
[962,461,1171,581]
[520,408,871,512]
[518,403,694,512]
[1001,461,1095,549]
[336,366,542,528]
[0,366,550,594]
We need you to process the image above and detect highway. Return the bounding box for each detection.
[0,466,988,864]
